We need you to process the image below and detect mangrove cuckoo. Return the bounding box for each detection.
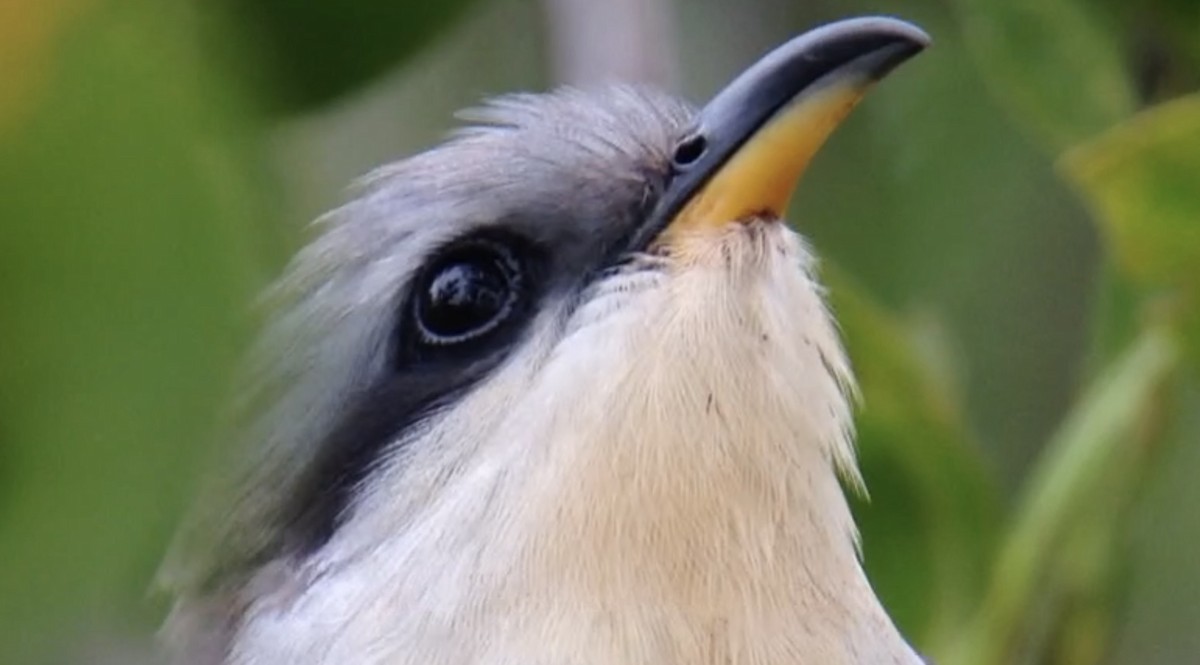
[160,16,931,665]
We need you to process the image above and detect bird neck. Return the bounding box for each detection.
[513,394,911,664]
[484,302,920,663]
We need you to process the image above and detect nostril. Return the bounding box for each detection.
[672,133,707,168]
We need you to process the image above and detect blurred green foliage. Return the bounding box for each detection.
[1,0,1197,664]
[0,2,271,661]
[957,0,1135,149]
[205,0,479,112]
[832,266,998,649]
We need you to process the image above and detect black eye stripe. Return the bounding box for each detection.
[282,231,543,554]
[283,361,490,554]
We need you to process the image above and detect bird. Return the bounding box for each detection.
[159,16,932,665]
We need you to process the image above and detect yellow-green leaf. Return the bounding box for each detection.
[1062,94,1200,364]
[1061,94,1200,291]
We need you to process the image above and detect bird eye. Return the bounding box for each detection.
[413,241,522,346]
[672,133,707,168]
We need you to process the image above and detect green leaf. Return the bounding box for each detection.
[952,327,1179,665]
[1106,383,1200,664]
[826,268,999,655]
[1061,94,1200,364]
[209,0,481,113]
[1061,94,1200,291]
[0,2,273,661]
[954,0,1136,151]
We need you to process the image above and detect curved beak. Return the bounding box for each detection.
[648,16,929,242]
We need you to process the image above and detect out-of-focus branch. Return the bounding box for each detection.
[540,0,678,88]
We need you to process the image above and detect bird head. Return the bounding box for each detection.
[164,17,931,664]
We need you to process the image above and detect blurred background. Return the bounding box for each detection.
[1,0,1198,663]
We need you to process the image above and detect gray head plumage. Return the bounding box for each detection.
[162,84,693,608]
